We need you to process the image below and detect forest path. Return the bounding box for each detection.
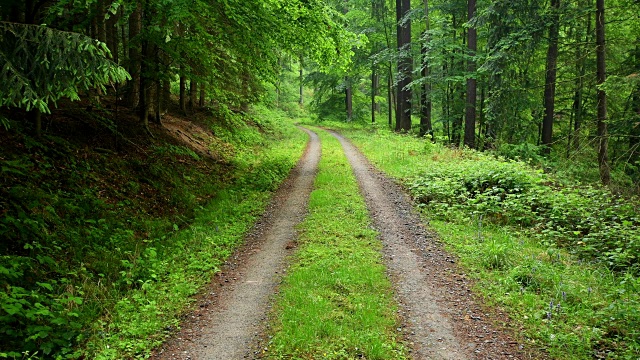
[330,130,530,360]
[152,127,529,360]
[151,128,320,360]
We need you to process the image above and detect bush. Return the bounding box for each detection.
[408,154,640,273]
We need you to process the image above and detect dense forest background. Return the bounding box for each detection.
[1,0,639,358]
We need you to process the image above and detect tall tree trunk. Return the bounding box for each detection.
[395,0,412,132]
[121,6,128,66]
[596,0,610,185]
[96,0,107,43]
[189,80,197,110]
[162,79,171,115]
[464,0,477,148]
[420,0,433,138]
[629,41,640,166]
[345,77,353,121]
[106,4,119,64]
[371,61,378,123]
[542,0,560,154]
[388,66,393,127]
[128,1,141,109]
[299,56,304,105]
[199,82,206,107]
[179,70,186,112]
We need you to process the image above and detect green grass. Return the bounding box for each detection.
[264,128,407,360]
[319,122,640,360]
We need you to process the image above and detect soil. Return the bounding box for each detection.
[151,127,544,360]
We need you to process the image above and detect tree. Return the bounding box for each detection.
[419,0,433,138]
[395,0,412,132]
[596,0,610,185]
[541,0,560,154]
[464,0,477,148]
[0,22,129,136]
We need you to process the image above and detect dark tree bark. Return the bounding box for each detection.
[345,77,353,121]
[179,70,186,112]
[106,4,119,64]
[420,0,433,138]
[388,67,393,127]
[395,0,412,132]
[128,1,142,109]
[541,0,560,154]
[299,56,304,105]
[189,80,197,110]
[464,0,477,148]
[371,61,378,123]
[629,41,640,166]
[596,0,610,185]
[199,82,206,107]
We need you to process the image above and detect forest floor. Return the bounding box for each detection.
[150,127,540,360]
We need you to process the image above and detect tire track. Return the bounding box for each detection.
[331,130,529,360]
[152,128,320,360]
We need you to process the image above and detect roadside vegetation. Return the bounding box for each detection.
[0,105,307,359]
[324,122,639,359]
[264,129,408,360]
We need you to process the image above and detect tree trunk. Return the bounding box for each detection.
[345,77,353,121]
[371,61,378,123]
[199,82,206,107]
[464,0,477,148]
[128,1,142,109]
[162,79,171,115]
[541,0,560,154]
[420,0,433,138]
[596,0,610,185]
[299,56,304,105]
[395,0,412,132]
[629,41,640,166]
[189,80,197,110]
[388,66,393,127]
[179,70,186,112]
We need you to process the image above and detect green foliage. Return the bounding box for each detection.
[0,22,129,114]
[407,152,640,272]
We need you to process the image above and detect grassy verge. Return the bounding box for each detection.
[264,128,407,360]
[319,122,639,359]
[0,105,307,359]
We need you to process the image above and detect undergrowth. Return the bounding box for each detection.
[324,122,640,359]
[0,105,307,359]
[264,128,407,360]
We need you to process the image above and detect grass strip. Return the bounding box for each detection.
[265,128,407,360]
[85,116,309,359]
[324,122,639,359]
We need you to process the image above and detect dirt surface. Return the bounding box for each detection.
[150,128,320,360]
[331,130,540,360]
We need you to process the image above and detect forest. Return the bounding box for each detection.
[0,0,639,359]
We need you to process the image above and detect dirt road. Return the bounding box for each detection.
[152,127,533,359]
[151,128,320,360]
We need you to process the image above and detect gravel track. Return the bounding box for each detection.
[151,127,538,360]
[330,130,535,360]
[151,128,320,360]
